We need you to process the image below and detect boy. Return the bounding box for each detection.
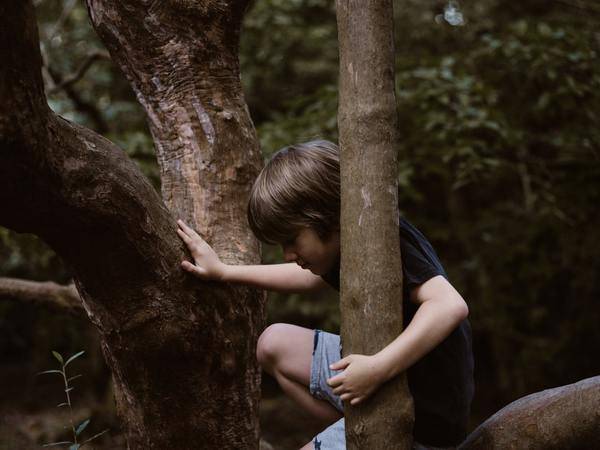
[177,140,474,449]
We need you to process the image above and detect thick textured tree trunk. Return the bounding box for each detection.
[336,1,414,449]
[460,376,600,449]
[85,0,262,254]
[0,2,264,449]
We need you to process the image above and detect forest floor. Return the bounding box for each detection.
[1,360,488,449]
[0,363,321,450]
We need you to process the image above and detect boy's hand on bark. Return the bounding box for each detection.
[326,354,387,405]
[177,220,227,281]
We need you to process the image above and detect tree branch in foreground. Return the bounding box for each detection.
[460,376,600,449]
[0,277,83,315]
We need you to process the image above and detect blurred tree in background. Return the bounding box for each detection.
[1,0,598,442]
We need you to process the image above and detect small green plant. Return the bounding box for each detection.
[38,350,109,449]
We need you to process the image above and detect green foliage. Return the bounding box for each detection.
[38,351,109,448]
[257,85,338,157]
[241,0,338,123]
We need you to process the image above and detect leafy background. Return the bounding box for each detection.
[1,0,599,448]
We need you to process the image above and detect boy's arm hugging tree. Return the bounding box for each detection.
[178,218,468,404]
[327,275,468,404]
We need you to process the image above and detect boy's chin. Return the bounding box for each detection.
[308,266,325,276]
[302,264,318,274]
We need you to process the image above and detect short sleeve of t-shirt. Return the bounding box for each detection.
[399,218,447,289]
[320,218,446,291]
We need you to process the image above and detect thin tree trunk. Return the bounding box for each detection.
[336,1,414,448]
[0,1,264,448]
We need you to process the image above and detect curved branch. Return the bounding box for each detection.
[0,277,84,315]
[460,376,600,449]
[47,50,110,94]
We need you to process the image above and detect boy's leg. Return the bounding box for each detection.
[257,323,343,425]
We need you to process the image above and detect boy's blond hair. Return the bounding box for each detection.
[247,140,340,244]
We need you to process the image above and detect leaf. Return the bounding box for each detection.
[57,402,69,408]
[52,351,64,364]
[67,374,82,383]
[76,419,90,436]
[537,22,552,37]
[81,429,109,444]
[37,370,64,376]
[65,351,85,367]
[42,441,72,447]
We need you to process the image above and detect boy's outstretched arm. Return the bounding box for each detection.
[176,220,328,293]
[327,275,468,405]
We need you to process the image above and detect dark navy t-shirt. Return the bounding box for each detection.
[321,217,474,446]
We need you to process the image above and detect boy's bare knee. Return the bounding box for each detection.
[299,441,314,450]
[256,323,290,371]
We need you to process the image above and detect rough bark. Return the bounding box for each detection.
[460,376,600,449]
[1,1,264,449]
[85,0,262,255]
[0,277,83,315]
[336,1,414,449]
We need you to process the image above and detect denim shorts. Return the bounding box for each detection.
[308,329,454,450]
[309,329,344,450]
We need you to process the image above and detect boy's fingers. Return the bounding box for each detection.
[329,356,351,371]
[350,397,363,405]
[178,223,207,246]
[181,261,195,271]
[333,386,347,395]
[181,221,202,239]
[177,223,190,238]
[177,220,197,237]
[327,374,343,387]
[177,228,191,242]
[181,261,205,277]
[340,393,352,401]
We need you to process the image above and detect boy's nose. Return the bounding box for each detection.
[283,248,297,263]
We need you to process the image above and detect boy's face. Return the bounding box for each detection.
[282,227,340,276]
